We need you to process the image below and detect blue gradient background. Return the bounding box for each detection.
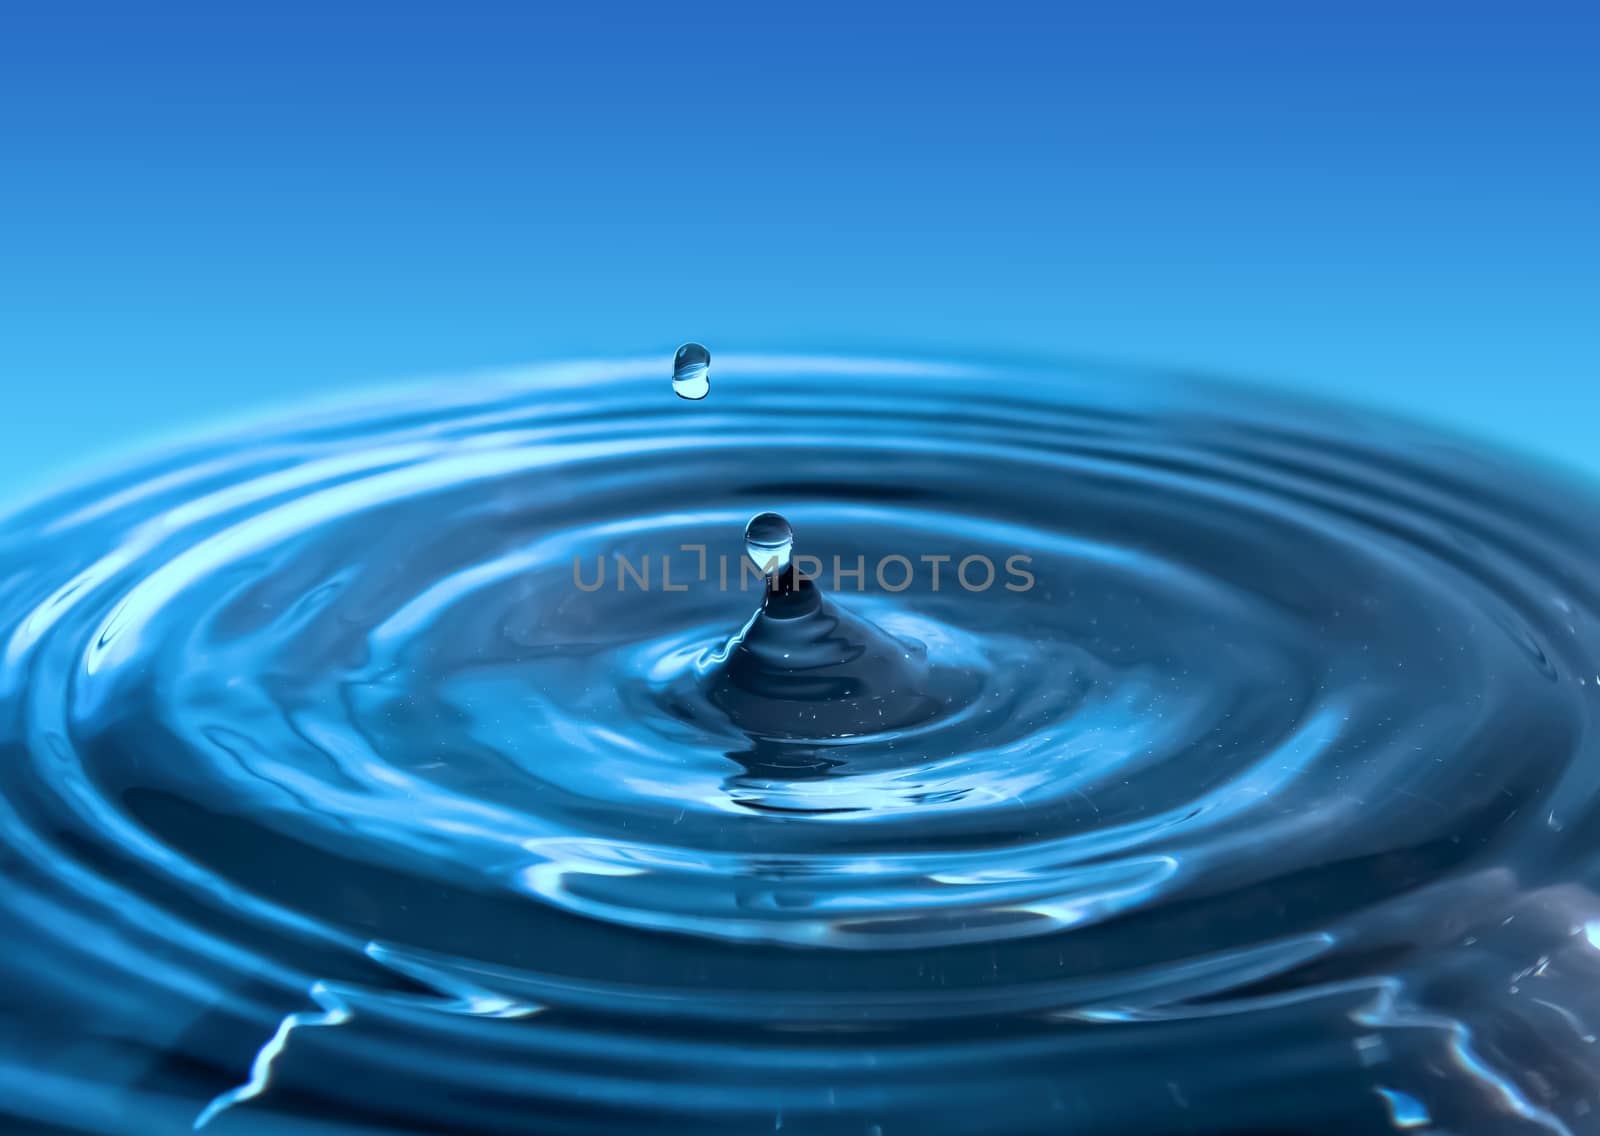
[2,1,1595,501]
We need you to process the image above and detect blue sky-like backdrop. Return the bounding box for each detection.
[1,0,1595,501]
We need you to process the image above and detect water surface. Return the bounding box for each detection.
[2,355,1599,1134]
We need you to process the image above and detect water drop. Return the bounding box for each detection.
[672,342,711,400]
[744,511,793,577]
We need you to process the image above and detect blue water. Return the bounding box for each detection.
[3,355,1600,1134]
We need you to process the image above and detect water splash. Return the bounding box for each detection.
[2,354,1600,1134]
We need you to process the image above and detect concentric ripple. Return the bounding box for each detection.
[3,355,1600,1135]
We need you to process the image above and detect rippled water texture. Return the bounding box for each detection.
[4,356,1600,1135]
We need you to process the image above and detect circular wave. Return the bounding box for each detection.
[3,355,1600,1134]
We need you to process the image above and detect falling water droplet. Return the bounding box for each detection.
[744,512,793,577]
[671,343,711,400]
